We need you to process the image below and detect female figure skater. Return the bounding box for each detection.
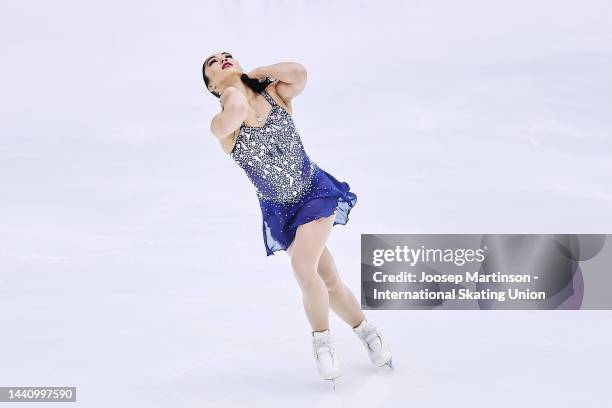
[202,51,393,387]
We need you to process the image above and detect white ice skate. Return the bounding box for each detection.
[352,320,393,369]
[312,329,342,389]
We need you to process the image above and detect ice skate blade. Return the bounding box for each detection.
[385,357,394,370]
[323,374,341,390]
[374,357,394,369]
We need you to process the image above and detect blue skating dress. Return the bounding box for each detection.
[230,88,357,256]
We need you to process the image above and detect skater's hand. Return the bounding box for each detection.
[246,67,265,80]
[246,68,276,83]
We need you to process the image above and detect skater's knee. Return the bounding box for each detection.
[327,278,343,293]
[320,272,342,293]
[291,257,319,289]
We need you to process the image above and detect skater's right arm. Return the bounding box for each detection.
[210,86,249,142]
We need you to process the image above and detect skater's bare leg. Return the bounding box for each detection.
[317,245,366,327]
[286,212,336,332]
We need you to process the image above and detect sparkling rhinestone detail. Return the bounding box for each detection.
[230,89,317,205]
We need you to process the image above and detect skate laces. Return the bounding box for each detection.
[357,323,383,351]
[312,333,336,360]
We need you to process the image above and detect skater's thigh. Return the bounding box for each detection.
[287,211,336,267]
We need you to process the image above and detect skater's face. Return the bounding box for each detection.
[203,51,242,95]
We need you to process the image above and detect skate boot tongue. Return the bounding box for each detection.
[313,329,330,339]
[313,330,331,355]
[352,320,368,333]
[353,321,383,352]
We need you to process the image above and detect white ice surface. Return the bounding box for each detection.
[1,0,611,407]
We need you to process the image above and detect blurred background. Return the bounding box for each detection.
[1,0,611,406]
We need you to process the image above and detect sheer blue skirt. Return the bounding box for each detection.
[260,165,357,256]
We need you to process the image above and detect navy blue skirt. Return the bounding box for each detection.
[260,164,357,256]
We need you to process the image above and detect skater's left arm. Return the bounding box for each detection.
[248,62,307,105]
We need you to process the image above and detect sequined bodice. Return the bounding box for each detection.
[230,89,316,204]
